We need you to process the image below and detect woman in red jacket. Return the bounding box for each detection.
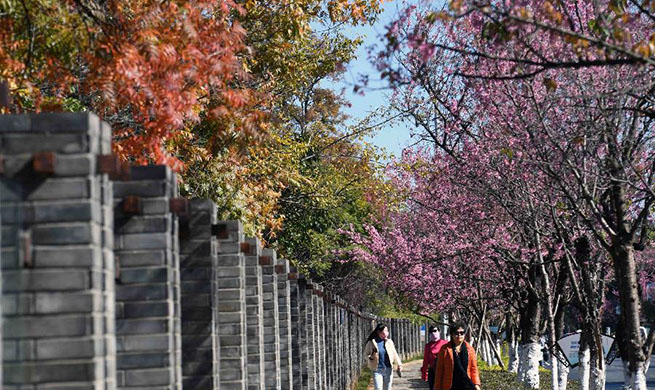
[421,326,447,389]
[434,323,481,390]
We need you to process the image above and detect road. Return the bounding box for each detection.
[567,355,655,389]
[387,357,655,389]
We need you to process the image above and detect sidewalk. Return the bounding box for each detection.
[381,359,427,389]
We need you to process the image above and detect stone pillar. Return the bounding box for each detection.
[0,198,2,389]
[113,165,181,390]
[275,258,293,389]
[312,285,324,390]
[296,274,309,390]
[260,248,281,389]
[323,296,333,390]
[347,311,355,386]
[337,301,346,390]
[244,237,264,390]
[215,221,248,390]
[288,267,303,390]
[179,199,219,389]
[330,299,338,390]
[0,112,115,390]
[400,319,404,358]
[301,277,316,390]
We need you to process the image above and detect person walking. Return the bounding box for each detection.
[434,323,482,390]
[364,323,403,390]
[421,326,448,389]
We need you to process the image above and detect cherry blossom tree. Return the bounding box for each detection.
[365,1,655,388]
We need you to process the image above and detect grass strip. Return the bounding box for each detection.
[480,368,580,390]
[354,366,373,390]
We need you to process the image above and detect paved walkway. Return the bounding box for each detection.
[368,360,427,390]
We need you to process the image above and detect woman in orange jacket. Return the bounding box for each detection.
[434,323,482,390]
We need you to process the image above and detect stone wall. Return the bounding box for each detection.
[0,112,423,390]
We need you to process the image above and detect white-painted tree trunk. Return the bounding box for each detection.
[551,354,559,390]
[579,347,590,390]
[517,344,526,382]
[484,339,493,365]
[589,365,605,390]
[479,339,487,365]
[509,340,519,373]
[521,342,541,389]
[622,359,633,390]
[644,357,651,374]
[557,360,569,390]
[631,361,648,390]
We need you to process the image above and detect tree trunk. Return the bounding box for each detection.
[589,325,606,390]
[611,241,647,390]
[579,345,591,390]
[589,344,606,390]
[509,338,519,373]
[631,361,648,390]
[522,342,542,389]
[519,277,542,389]
[518,344,526,382]
[622,359,633,390]
[555,296,568,390]
[558,360,569,390]
[507,314,519,373]
[534,229,558,390]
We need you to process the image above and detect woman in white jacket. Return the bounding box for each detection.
[364,323,403,390]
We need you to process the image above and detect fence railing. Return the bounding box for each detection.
[0,112,422,390]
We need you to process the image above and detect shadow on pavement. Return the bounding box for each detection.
[398,378,428,389]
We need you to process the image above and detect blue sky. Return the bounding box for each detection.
[322,2,415,159]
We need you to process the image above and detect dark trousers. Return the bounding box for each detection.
[427,368,435,390]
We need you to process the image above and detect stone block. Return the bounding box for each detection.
[4,315,91,338]
[115,319,169,335]
[113,182,169,198]
[3,361,98,383]
[114,217,170,234]
[115,233,170,250]
[115,285,167,301]
[34,292,97,314]
[3,269,90,292]
[129,166,171,181]
[119,268,169,284]
[31,245,101,268]
[124,368,172,386]
[117,335,171,352]
[117,353,169,369]
[3,134,89,154]
[122,302,170,318]
[31,223,100,245]
[116,251,165,267]
[35,337,103,360]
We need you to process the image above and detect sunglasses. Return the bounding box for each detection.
[430,330,439,333]
[453,331,465,336]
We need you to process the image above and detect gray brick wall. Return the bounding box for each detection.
[215,221,247,390]
[0,111,425,390]
[113,165,181,390]
[179,199,219,389]
[0,112,116,390]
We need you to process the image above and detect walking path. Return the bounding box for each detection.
[379,360,426,390]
